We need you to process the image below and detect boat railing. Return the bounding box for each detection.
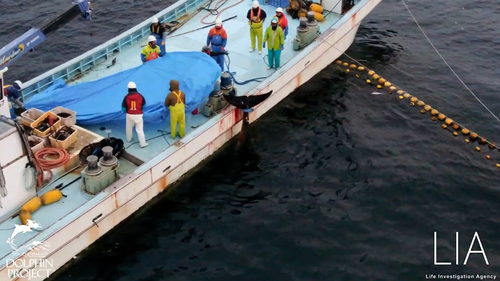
[20,0,205,102]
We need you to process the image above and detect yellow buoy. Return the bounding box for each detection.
[403,93,411,99]
[452,123,460,130]
[368,70,375,75]
[366,79,371,83]
[389,86,397,91]
[343,62,349,66]
[41,189,64,205]
[410,97,418,103]
[424,105,432,111]
[350,64,357,69]
[397,90,404,95]
[496,163,500,168]
[384,82,392,87]
[346,69,350,73]
[465,139,470,143]
[377,85,382,89]
[437,114,446,121]
[488,143,496,149]
[486,155,491,159]
[420,109,426,114]
[453,132,458,136]
[19,210,32,226]
[21,197,42,213]
[356,74,360,77]
[336,60,343,65]
[442,124,447,129]
[479,138,487,145]
[378,78,386,84]
[431,109,439,116]
[417,101,425,107]
[431,117,437,121]
[475,147,481,151]
[410,102,415,107]
[462,128,470,135]
[399,95,404,100]
[358,66,365,71]
[373,74,380,80]
[470,132,478,140]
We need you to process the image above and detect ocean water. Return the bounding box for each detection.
[2,0,500,280]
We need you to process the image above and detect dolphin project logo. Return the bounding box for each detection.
[5,220,54,280]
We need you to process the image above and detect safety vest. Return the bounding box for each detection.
[147,52,159,61]
[250,8,262,23]
[151,24,161,34]
[142,45,161,61]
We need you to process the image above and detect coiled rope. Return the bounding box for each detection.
[34,148,71,187]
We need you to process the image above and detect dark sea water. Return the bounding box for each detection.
[3,0,500,280]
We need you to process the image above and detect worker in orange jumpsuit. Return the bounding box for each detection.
[141,35,165,63]
[206,18,228,71]
[275,7,289,40]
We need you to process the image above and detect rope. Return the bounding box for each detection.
[224,53,268,85]
[200,0,244,25]
[400,0,500,124]
[34,148,71,187]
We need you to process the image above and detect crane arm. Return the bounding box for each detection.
[0,0,92,69]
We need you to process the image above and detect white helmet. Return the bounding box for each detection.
[276,7,283,13]
[127,81,136,89]
[152,17,158,23]
[215,19,222,27]
[148,35,157,43]
[252,1,259,8]
[14,80,23,89]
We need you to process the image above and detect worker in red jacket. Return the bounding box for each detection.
[121,81,148,148]
[275,7,289,40]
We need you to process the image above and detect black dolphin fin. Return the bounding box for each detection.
[223,90,273,110]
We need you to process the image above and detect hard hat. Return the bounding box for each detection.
[215,18,222,27]
[271,18,278,23]
[127,81,136,89]
[14,80,23,89]
[276,7,283,13]
[252,1,259,8]
[152,17,158,23]
[148,35,157,42]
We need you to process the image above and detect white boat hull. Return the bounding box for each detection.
[1,0,381,278]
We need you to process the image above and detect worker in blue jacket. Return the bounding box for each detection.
[3,80,25,110]
[206,19,228,71]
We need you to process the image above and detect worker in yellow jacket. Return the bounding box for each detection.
[164,80,186,139]
[246,1,267,54]
[263,18,284,70]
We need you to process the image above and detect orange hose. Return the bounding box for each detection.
[200,0,245,25]
[34,148,71,187]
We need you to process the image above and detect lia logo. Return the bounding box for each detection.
[434,232,489,266]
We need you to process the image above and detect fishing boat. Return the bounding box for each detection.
[0,0,381,279]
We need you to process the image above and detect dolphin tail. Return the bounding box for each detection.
[223,90,273,111]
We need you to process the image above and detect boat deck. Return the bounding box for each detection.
[0,0,344,264]
[80,0,342,162]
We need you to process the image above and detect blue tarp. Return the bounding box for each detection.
[26,51,221,125]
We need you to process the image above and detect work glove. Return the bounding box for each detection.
[280,44,284,50]
[263,42,266,48]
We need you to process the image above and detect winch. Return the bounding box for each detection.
[293,12,321,51]
[81,146,119,195]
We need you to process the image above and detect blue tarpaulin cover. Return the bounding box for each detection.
[26,51,221,125]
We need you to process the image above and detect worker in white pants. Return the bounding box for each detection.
[121,81,148,148]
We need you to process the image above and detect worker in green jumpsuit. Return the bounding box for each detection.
[263,18,284,70]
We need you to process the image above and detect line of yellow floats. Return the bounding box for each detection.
[335,60,500,169]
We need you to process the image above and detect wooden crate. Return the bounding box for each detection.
[31,111,62,138]
[50,106,77,126]
[49,126,78,150]
[20,108,44,127]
